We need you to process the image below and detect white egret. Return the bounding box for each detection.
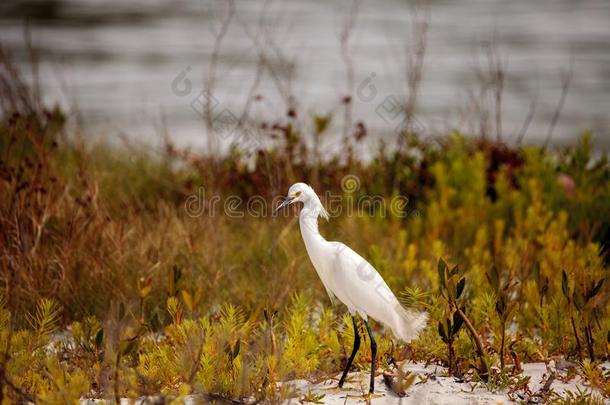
[275,182,427,394]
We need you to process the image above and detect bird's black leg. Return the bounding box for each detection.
[338,315,360,388]
[364,319,377,393]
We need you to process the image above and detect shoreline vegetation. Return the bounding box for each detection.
[1,36,610,404]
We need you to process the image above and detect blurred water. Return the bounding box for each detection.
[1,0,609,151]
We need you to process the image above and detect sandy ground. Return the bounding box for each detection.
[281,362,610,405]
[78,361,609,404]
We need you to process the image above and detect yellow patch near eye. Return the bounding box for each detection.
[294,191,302,197]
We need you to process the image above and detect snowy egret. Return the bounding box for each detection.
[275,183,427,394]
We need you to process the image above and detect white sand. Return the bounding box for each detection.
[77,361,609,404]
[281,362,610,405]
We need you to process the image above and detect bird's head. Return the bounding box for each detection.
[274,183,329,219]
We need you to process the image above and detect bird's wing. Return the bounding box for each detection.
[329,241,427,341]
[329,242,392,317]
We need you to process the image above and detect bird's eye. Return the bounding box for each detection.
[294,191,302,197]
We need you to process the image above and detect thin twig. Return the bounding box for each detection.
[339,0,359,146]
[485,42,505,142]
[400,3,429,149]
[235,2,270,138]
[205,0,236,153]
[515,92,538,145]
[544,66,573,148]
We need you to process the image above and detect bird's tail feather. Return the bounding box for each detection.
[389,305,428,342]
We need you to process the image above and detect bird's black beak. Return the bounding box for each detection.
[274,197,294,214]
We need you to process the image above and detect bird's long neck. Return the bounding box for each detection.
[299,201,327,247]
[298,198,334,301]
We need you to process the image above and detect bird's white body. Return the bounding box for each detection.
[286,183,427,342]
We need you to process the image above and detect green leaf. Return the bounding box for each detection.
[487,266,500,292]
[233,339,241,359]
[452,310,463,335]
[495,295,506,316]
[181,290,193,312]
[561,271,569,300]
[95,328,104,348]
[573,290,584,311]
[438,321,448,343]
[438,259,447,289]
[456,277,466,299]
[588,279,604,301]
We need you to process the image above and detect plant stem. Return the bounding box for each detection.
[500,324,506,370]
[448,338,455,375]
[584,324,595,361]
[456,306,489,380]
[114,352,121,405]
[569,312,583,362]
